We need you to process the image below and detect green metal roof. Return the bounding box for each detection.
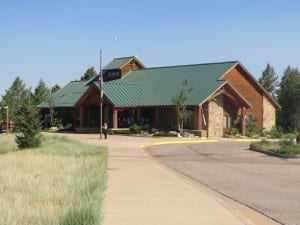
[103,56,136,70]
[102,83,143,106]
[106,61,237,106]
[38,81,88,108]
[39,60,239,108]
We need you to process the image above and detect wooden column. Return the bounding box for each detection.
[154,107,160,128]
[113,107,118,128]
[193,106,205,130]
[72,109,77,128]
[136,108,141,123]
[197,106,203,130]
[241,107,246,136]
[79,106,84,128]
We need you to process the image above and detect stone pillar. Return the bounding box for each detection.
[79,106,84,128]
[113,107,118,128]
[262,96,276,131]
[241,107,246,136]
[208,95,223,137]
[154,108,160,128]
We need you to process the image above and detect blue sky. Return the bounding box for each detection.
[1,0,300,96]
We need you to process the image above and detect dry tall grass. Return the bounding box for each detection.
[0,134,107,225]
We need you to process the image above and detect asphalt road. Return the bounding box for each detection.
[147,141,300,225]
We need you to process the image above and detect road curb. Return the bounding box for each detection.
[235,139,261,142]
[152,139,218,146]
[250,146,300,159]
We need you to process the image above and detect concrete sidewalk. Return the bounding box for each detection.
[102,136,255,225]
[49,133,278,225]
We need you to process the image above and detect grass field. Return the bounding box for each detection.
[0,134,107,225]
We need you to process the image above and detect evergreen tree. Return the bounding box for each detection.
[33,79,48,105]
[171,78,193,134]
[51,84,61,94]
[80,67,97,81]
[15,98,42,149]
[1,76,31,123]
[277,66,300,132]
[259,63,279,98]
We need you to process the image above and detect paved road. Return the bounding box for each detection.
[147,141,300,225]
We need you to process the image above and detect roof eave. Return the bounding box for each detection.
[198,81,252,108]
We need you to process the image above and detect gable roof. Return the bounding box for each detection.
[38,81,88,108]
[102,61,238,106]
[103,56,145,70]
[226,63,281,109]
[39,59,264,109]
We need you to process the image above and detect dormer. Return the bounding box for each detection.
[103,56,145,81]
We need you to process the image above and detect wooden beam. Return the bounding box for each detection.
[113,108,118,128]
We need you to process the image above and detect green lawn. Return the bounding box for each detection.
[0,134,107,225]
[251,140,300,155]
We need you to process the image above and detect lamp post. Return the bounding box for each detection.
[4,106,8,133]
[99,49,103,139]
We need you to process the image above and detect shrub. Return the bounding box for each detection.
[112,129,131,135]
[153,131,177,137]
[266,126,283,139]
[279,139,294,146]
[141,123,152,133]
[129,123,142,134]
[230,127,240,136]
[246,118,259,137]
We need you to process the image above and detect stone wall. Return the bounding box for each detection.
[262,96,276,131]
[208,95,224,137]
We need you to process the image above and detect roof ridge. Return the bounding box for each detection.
[139,60,238,71]
[107,81,142,86]
[112,56,136,60]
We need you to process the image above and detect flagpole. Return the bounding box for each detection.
[100,49,103,139]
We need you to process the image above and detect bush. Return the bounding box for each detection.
[230,127,240,136]
[153,131,177,137]
[266,126,283,139]
[129,123,142,134]
[279,139,294,146]
[246,118,259,137]
[112,129,131,135]
[141,123,152,133]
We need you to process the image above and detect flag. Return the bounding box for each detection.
[201,107,207,127]
[99,74,103,102]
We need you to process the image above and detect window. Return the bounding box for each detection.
[223,115,231,128]
[247,115,253,122]
[104,70,120,81]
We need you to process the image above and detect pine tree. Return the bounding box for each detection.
[15,98,42,149]
[80,67,97,81]
[51,84,61,94]
[1,76,31,123]
[33,79,48,105]
[259,63,279,98]
[277,66,300,132]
